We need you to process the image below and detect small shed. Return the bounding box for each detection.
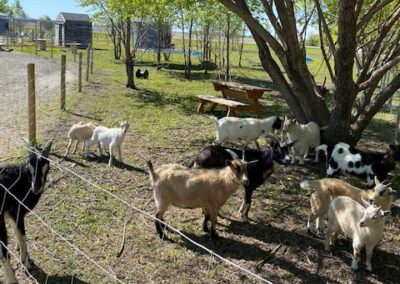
[133,22,172,50]
[0,13,11,35]
[55,12,92,48]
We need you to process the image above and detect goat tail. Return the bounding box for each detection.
[300,180,311,190]
[146,160,156,183]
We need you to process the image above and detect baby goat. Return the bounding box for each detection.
[85,121,130,167]
[213,116,282,148]
[300,177,395,235]
[324,142,400,187]
[282,117,320,165]
[65,121,96,157]
[147,159,254,239]
[190,139,293,222]
[325,196,391,271]
[0,140,52,284]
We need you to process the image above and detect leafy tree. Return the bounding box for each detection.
[217,0,400,145]
[0,0,11,13]
[10,0,27,18]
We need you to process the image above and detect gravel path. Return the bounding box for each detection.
[0,52,75,157]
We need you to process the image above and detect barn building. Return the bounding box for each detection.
[0,13,10,35]
[55,12,92,48]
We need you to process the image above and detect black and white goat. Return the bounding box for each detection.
[323,142,400,187]
[0,140,52,284]
[190,139,293,222]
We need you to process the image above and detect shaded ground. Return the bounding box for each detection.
[0,61,399,283]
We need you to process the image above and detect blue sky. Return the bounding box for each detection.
[18,0,90,19]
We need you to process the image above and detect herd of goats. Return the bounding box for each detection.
[0,114,399,283]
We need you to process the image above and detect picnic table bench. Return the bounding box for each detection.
[197,80,271,118]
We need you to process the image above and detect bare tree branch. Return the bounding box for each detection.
[261,0,285,45]
[356,0,395,31]
[300,5,316,41]
[355,0,365,18]
[218,0,286,58]
[358,55,400,90]
[315,0,336,60]
[318,14,335,83]
[357,6,400,84]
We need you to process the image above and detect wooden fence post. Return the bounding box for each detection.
[35,40,38,55]
[86,44,90,81]
[78,52,82,92]
[90,47,94,74]
[27,63,36,144]
[51,36,54,59]
[61,55,66,110]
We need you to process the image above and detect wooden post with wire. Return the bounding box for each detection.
[78,52,82,92]
[61,55,66,110]
[90,46,94,74]
[27,63,36,144]
[86,44,90,81]
[51,36,54,59]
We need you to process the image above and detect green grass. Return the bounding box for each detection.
[2,32,399,284]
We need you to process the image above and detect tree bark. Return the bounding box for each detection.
[123,18,135,89]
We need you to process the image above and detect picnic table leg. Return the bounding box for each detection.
[197,100,206,113]
[227,107,236,117]
[254,101,262,118]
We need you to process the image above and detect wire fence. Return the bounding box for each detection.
[0,141,274,283]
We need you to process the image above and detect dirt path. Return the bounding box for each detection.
[0,52,75,157]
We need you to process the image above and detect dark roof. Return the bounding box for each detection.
[58,12,90,22]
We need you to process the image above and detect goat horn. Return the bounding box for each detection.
[41,140,53,158]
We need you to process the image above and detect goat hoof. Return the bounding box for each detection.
[211,232,219,240]
[203,226,210,233]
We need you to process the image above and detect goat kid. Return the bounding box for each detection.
[282,117,320,165]
[0,140,52,284]
[300,176,395,235]
[147,159,254,239]
[325,196,391,271]
[213,116,282,148]
[85,121,130,167]
[65,121,96,157]
[323,142,400,187]
[190,139,293,222]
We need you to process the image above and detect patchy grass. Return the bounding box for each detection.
[1,34,399,284]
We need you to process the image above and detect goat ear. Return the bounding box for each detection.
[288,140,297,147]
[41,140,53,158]
[246,160,258,167]
[381,210,391,217]
[242,150,246,161]
[374,176,380,186]
[361,197,371,208]
[225,159,234,168]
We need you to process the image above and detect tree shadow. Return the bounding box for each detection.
[85,154,147,173]
[65,110,103,122]
[29,261,90,284]
[178,229,335,283]
[224,219,400,283]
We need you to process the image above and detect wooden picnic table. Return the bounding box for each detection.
[197,80,271,117]
[36,38,47,51]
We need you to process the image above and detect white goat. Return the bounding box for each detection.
[85,121,130,166]
[147,159,255,239]
[282,117,320,164]
[213,116,282,148]
[300,177,395,234]
[65,121,97,157]
[325,196,391,271]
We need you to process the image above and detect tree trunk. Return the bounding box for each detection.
[124,18,135,89]
[325,0,358,144]
[157,21,161,67]
[180,12,188,79]
[225,13,230,81]
[238,24,245,67]
[187,17,193,79]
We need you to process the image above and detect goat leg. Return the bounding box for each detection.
[202,214,210,232]
[0,218,18,284]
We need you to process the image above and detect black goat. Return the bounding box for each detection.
[0,140,52,284]
[190,139,293,222]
